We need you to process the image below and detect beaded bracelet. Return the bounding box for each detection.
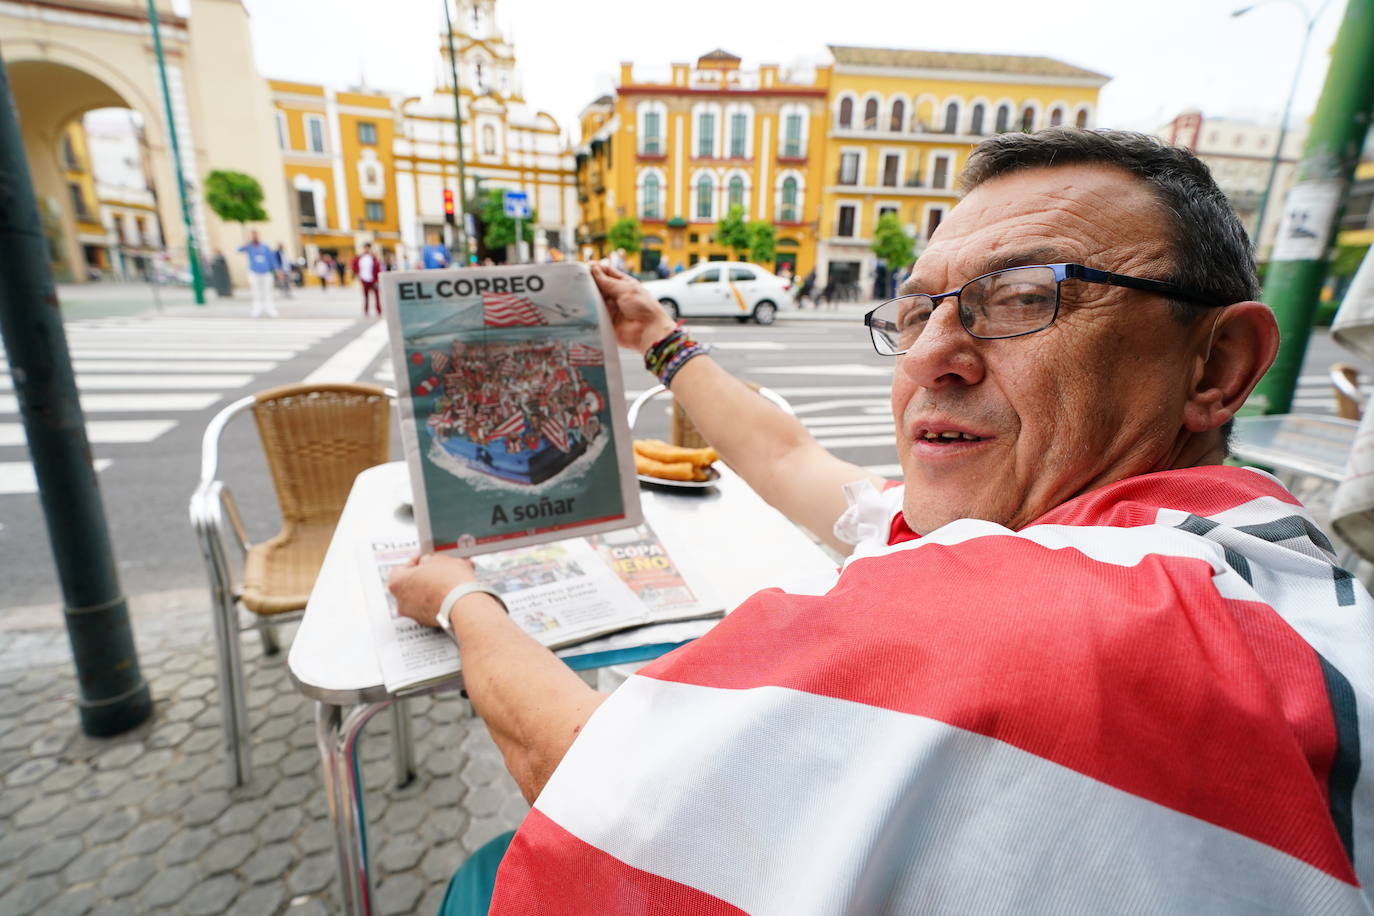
[660,343,710,388]
[644,324,710,387]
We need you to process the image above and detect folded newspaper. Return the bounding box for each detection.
[381,262,642,556]
[360,524,721,692]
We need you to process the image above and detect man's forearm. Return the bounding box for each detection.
[664,352,879,550]
[446,594,606,802]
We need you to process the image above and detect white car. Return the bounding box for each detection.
[643,261,793,325]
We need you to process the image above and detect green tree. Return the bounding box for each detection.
[715,204,750,259]
[478,189,536,252]
[607,218,643,254]
[746,221,776,267]
[204,170,267,229]
[870,212,915,273]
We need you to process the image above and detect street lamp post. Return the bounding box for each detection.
[1231,0,1328,253]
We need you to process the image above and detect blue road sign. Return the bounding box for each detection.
[502,190,531,219]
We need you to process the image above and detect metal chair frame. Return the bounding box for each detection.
[190,385,414,787]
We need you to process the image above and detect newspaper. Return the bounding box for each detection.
[381,262,642,556]
[359,523,720,693]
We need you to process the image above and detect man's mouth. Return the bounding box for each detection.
[918,429,986,443]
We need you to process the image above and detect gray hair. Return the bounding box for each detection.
[959,128,1259,320]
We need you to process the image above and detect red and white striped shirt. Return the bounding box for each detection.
[493,465,1374,913]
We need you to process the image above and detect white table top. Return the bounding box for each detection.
[289,461,837,703]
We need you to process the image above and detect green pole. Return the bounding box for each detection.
[0,56,152,736]
[146,0,206,305]
[1250,0,1374,414]
[442,0,471,264]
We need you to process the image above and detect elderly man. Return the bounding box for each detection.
[390,130,1374,912]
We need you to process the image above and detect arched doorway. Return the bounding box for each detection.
[6,56,182,284]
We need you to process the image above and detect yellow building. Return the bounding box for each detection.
[818,46,1108,297]
[269,0,576,269]
[58,122,107,278]
[271,80,401,269]
[577,51,830,276]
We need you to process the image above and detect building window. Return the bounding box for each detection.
[1076,107,1089,129]
[970,103,986,135]
[61,134,80,170]
[925,206,945,240]
[838,97,853,129]
[837,204,856,238]
[839,151,860,185]
[1021,105,1035,132]
[696,175,713,219]
[995,104,1011,133]
[68,183,91,220]
[358,121,378,145]
[943,101,960,134]
[276,112,288,149]
[364,200,384,222]
[643,110,661,155]
[890,99,905,133]
[306,115,326,153]
[863,98,879,131]
[729,112,747,157]
[781,177,798,222]
[783,113,803,158]
[482,124,496,155]
[728,176,745,210]
[878,205,898,223]
[882,154,899,187]
[931,155,951,190]
[697,112,715,158]
[1049,107,1064,128]
[643,173,661,219]
[297,188,318,227]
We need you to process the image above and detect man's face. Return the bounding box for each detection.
[250,231,259,244]
[892,164,1208,534]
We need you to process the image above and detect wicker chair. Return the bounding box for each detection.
[190,382,402,786]
[1332,363,1363,421]
[627,382,794,448]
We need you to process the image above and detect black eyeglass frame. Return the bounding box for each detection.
[863,262,1232,355]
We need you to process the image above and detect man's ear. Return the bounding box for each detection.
[1182,302,1280,433]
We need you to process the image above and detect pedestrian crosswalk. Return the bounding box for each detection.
[0,316,356,495]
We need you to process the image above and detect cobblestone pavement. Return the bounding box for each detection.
[0,593,529,915]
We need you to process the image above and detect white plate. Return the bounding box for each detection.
[637,466,720,489]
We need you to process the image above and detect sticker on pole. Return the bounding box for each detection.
[502,191,531,219]
[1271,180,1342,263]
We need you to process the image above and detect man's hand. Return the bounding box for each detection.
[388,554,477,628]
[590,262,677,353]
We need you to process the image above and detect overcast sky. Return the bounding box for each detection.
[232,0,1343,144]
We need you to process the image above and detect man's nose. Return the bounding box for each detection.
[895,301,985,390]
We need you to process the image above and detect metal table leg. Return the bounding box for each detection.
[316,699,396,916]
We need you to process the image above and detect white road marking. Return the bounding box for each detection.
[790,398,889,414]
[0,420,176,446]
[0,393,223,413]
[813,434,896,448]
[0,459,113,495]
[0,374,253,392]
[64,350,298,361]
[802,423,894,436]
[66,360,279,373]
[749,364,892,377]
[304,321,391,385]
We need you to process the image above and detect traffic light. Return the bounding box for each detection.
[443,188,455,225]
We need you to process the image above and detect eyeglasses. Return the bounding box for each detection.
[863,263,1230,356]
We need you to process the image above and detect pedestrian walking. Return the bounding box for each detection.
[333,255,347,287]
[314,254,333,290]
[236,231,278,317]
[351,242,384,317]
[273,243,293,299]
[422,238,451,269]
[797,269,816,309]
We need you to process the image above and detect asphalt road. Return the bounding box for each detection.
[2,308,1370,614]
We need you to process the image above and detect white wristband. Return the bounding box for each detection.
[436,582,507,637]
